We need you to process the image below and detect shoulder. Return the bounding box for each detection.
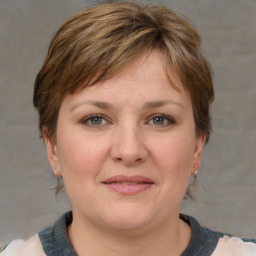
[181,214,256,256]
[182,214,230,253]
[38,211,77,255]
[203,228,256,256]
[212,235,256,256]
[1,212,75,256]
[0,234,46,256]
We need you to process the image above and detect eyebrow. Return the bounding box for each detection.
[142,100,184,110]
[70,101,113,112]
[70,99,184,112]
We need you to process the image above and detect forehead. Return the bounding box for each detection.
[108,50,182,88]
[61,50,191,111]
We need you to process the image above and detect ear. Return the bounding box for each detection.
[42,127,61,176]
[192,133,206,174]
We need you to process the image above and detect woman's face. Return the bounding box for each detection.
[44,50,205,232]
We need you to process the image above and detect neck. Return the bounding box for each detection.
[68,210,191,256]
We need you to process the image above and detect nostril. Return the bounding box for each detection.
[115,157,122,162]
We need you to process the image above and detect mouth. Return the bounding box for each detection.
[102,175,154,194]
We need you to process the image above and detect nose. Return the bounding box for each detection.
[110,124,148,166]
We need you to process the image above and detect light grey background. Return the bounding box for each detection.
[0,0,255,242]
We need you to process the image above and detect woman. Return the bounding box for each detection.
[1,1,255,255]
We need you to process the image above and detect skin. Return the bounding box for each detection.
[43,50,205,256]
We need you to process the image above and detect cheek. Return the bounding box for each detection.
[56,137,108,201]
[159,138,195,194]
[151,135,195,173]
[56,129,108,177]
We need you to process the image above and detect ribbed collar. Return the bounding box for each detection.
[39,211,224,256]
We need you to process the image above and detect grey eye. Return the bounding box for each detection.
[89,117,104,125]
[152,116,165,125]
[81,114,108,127]
[148,114,175,127]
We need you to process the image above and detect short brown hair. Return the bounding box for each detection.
[33,1,214,143]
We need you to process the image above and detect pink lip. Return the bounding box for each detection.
[102,175,154,195]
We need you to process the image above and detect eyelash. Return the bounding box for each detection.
[147,114,176,127]
[81,114,109,127]
[80,114,176,127]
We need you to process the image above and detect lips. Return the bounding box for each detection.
[102,175,154,194]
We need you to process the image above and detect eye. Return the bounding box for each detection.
[148,114,175,127]
[81,114,108,126]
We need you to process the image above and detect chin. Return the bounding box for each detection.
[101,204,156,231]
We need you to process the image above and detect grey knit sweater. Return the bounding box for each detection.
[38,211,255,256]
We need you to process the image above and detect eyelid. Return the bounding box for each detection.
[79,113,175,127]
[146,114,176,125]
[80,114,111,126]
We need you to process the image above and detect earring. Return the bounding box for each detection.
[193,165,198,178]
[53,169,56,176]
